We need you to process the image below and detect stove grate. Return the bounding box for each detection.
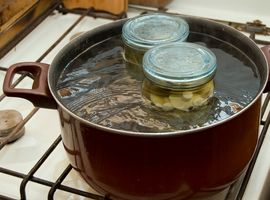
[0,4,270,200]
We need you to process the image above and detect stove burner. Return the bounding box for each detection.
[244,20,269,35]
[0,109,25,143]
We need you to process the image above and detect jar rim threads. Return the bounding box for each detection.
[143,42,217,90]
[122,13,189,50]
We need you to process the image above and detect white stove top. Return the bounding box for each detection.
[167,0,270,25]
[0,1,270,199]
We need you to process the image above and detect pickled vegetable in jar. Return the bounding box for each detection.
[122,13,189,67]
[142,42,217,112]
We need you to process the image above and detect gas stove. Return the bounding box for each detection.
[0,1,270,199]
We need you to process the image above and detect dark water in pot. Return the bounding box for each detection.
[56,33,260,132]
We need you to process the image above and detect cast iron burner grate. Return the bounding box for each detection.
[0,4,270,200]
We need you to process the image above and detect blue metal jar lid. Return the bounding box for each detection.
[143,42,217,90]
[122,13,189,50]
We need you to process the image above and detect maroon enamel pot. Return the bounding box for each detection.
[3,16,270,200]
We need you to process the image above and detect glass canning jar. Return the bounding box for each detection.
[122,13,189,67]
[142,42,217,112]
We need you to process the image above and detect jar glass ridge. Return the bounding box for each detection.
[142,42,217,111]
[122,13,189,66]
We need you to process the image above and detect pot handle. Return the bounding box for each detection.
[3,62,57,109]
[262,45,270,93]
